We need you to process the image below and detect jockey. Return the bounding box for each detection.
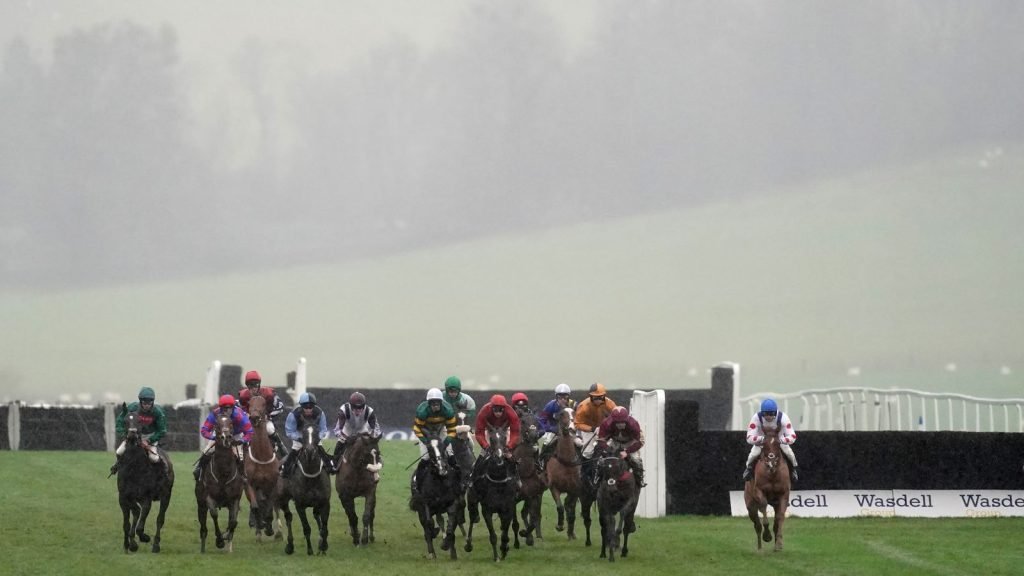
[443,376,477,487]
[742,398,799,482]
[110,386,168,476]
[237,369,287,457]
[332,391,384,479]
[279,392,333,477]
[537,382,575,465]
[471,394,522,488]
[411,387,458,495]
[574,382,618,457]
[596,406,646,488]
[195,394,254,481]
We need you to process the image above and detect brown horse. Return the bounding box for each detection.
[545,407,582,539]
[744,435,791,551]
[244,395,281,540]
[596,455,640,562]
[512,412,546,547]
[196,410,245,553]
[335,433,381,546]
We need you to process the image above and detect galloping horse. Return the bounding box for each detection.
[409,438,463,560]
[335,432,382,546]
[744,435,791,551]
[196,410,245,553]
[465,427,517,562]
[545,407,582,539]
[244,395,281,540]
[278,425,332,555]
[116,404,174,553]
[512,412,546,546]
[596,454,640,562]
[577,452,601,547]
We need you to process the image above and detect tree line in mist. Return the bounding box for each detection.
[2,1,1022,288]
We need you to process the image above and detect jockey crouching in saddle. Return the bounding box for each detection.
[742,398,799,482]
[537,383,576,470]
[411,387,458,496]
[574,382,617,484]
[471,394,522,491]
[511,392,542,472]
[194,394,254,481]
[110,386,169,476]
[332,391,384,481]
[443,376,477,489]
[237,370,288,458]
[279,392,334,477]
[595,406,646,488]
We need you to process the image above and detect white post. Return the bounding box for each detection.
[631,389,666,518]
[293,357,307,404]
[8,402,20,451]
[104,403,117,452]
[204,360,221,407]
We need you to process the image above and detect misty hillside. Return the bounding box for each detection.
[2,144,1022,404]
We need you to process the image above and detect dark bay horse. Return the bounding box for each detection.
[244,395,281,540]
[465,427,517,562]
[116,404,174,553]
[278,425,332,555]
[512,412,546,546]
[335,433,381,546]
[596,455,640,562]
[196,410,245,553]
[545,407,582,539]
[744,435,791,552]
[409,438,463,560]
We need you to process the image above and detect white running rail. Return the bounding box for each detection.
[737,387,1024,432]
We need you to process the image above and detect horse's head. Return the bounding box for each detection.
[427,438,450,477]
[597,455,633,487]
[759,435,783,476]
[215,411,234,448]
[558,407,576,436]
[301,425,321,453]
[248,395,267,427]
[486,425,507,460]
[520,413,541,445]
[123,408,142,445]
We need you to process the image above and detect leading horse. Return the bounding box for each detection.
[196,410,245,553]
[116,404,174,553]
[465,426,517,562]
[244,395,281,540]
[545,407,582,540]
[744,435,791,551]
[278,424,332,555]
[335,432,382,546]
[596,454,640,562]
[410,437,463,560]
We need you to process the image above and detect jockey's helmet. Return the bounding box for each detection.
[444,376,462,392]
[610,406,629,423]
[490,394,509,411]
[589,382,607,398]
[245,370,262,388]
[219,394,235,408]
[426,387,444,402]
[554,383,571,396]
[138,387,156,402]
[511,392,529,408]
[299,392,317,407]
[349,392,366,409]
[760,398,778,416]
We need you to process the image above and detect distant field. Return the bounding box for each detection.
[1,442,1022,576]
[1,143,1022,404]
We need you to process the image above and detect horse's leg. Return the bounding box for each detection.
[151,490,171,553]
[550,488,565,532]
[581,494,593,546]
[197,501,209,553]
[760,503,772,543]
[463,502,476,553]
[566,493,578,541]
[499,508,513,560]
[445,505,460,560]
[534,493,544,540]
[341,495,359,546]
[364,490,377,544]
[418,504,436,559]
[225,499,240,553]
[483,506,499,562]
[134,498,154,544]
[316,500,330,555]
[120,499,136,553]
[773,500,787,552]
[281,499,295,555]
[599,511,609,559]
[296,505,314,555]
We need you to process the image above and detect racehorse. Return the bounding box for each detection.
[409,437,463,560]
[512,412,546,546]
[244,395,281,540]
[277,424,332,555]
[596,454,640,562]
[545,407,582,539]
[196,410,245,553]
[465,426,517,562]
[116,404,174,553]
[744,434,791,552]
[335,432,382,546]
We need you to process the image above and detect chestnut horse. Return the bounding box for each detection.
[244,395,281,540]
[545,407,582,539]
[335,432,382,546]
[196,410,244,553]
[512,412,546,547]
[744,435,791,551]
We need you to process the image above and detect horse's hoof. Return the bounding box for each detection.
[555,525,564,532]
[152,543,161,553]
[285,543,294,555]
[440,540,450,551]
[216,538,225,549]
[464,543,473,553]
[137,532,151,543]
[526,536,534,546]
[128,541,139,553]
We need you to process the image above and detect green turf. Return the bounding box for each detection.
[1,442,1022,575]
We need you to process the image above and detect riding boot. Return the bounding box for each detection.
[790,465,799,482]
[742,464,753,482]
[109,455,122,476]
[279,451,295,478]
[194,453,210,481]
[237,456,248,482]
[318,445,336,474]
[272,434,288,458]
[633,464,646,488]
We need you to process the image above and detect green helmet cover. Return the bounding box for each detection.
[444,376,462,391]
[138,386,156,401]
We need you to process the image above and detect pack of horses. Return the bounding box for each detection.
[113,404,801,560]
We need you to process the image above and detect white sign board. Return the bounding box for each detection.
[730,489,1024,518]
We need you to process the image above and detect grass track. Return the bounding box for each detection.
[1,442,1021,576]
